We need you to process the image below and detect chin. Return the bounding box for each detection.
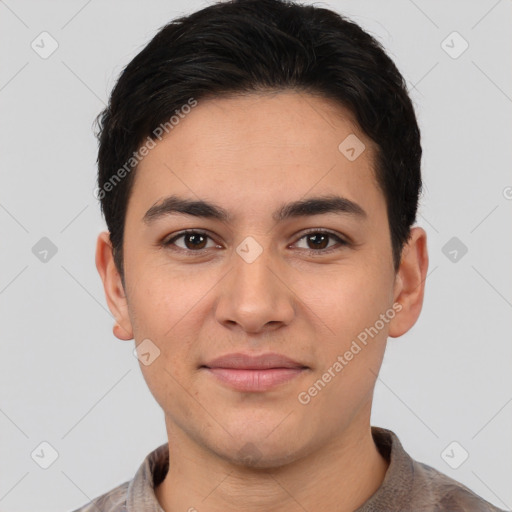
[207,430,307,470]
[228,444,301,470]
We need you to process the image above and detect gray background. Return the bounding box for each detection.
[0,0,511,511]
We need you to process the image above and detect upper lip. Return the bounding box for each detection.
[201,352,308,370]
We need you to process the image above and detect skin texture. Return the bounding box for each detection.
[96,91,428,512]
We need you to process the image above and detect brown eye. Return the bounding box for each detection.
[294,230,347,253]
[164,230,215,251]
[162,229,347,255]
[306,232,330,250]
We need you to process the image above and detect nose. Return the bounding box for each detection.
[214,239,296,335]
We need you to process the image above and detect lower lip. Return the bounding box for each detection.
[203,367,306,392]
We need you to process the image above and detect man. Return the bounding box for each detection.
[75,0,505,510]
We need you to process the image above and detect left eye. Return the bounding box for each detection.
[294,230,346,252]
[162,230,346,253]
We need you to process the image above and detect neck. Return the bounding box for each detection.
[155,415,389,512]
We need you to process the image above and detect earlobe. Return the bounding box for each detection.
[95,231,134,341]
[113,322,133,341]
[388,227,429,338]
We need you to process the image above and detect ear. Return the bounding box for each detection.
[388,227,428,338]
[95,231,134,341]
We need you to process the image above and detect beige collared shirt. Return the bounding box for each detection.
[71,426,505,512]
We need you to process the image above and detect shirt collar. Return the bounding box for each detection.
[124,426,410,511]
[125,441,168,512]
[355,427,414,511]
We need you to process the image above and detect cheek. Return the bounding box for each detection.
[126,260,195,335]
[131,296,198,416]
[126,274,196,405]
[303,264,393,338]
[137,358,197,427]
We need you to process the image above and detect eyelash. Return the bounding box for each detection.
[161,228,348,256]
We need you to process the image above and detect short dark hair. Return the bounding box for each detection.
[96,0,422,281]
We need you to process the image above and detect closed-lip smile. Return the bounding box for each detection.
[200,352,309,392]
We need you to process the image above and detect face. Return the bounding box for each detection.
[97,91,427,468]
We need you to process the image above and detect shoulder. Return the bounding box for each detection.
[366,427,506,512]
[68,442,169,512]
[409,458,505,511]
[69,480,130,512]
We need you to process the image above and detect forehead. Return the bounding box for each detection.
[128,91,384,223]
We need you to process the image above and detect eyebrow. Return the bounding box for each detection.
[143,194,367,225]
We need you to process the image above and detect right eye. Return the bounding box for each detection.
[162,230,221,253]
